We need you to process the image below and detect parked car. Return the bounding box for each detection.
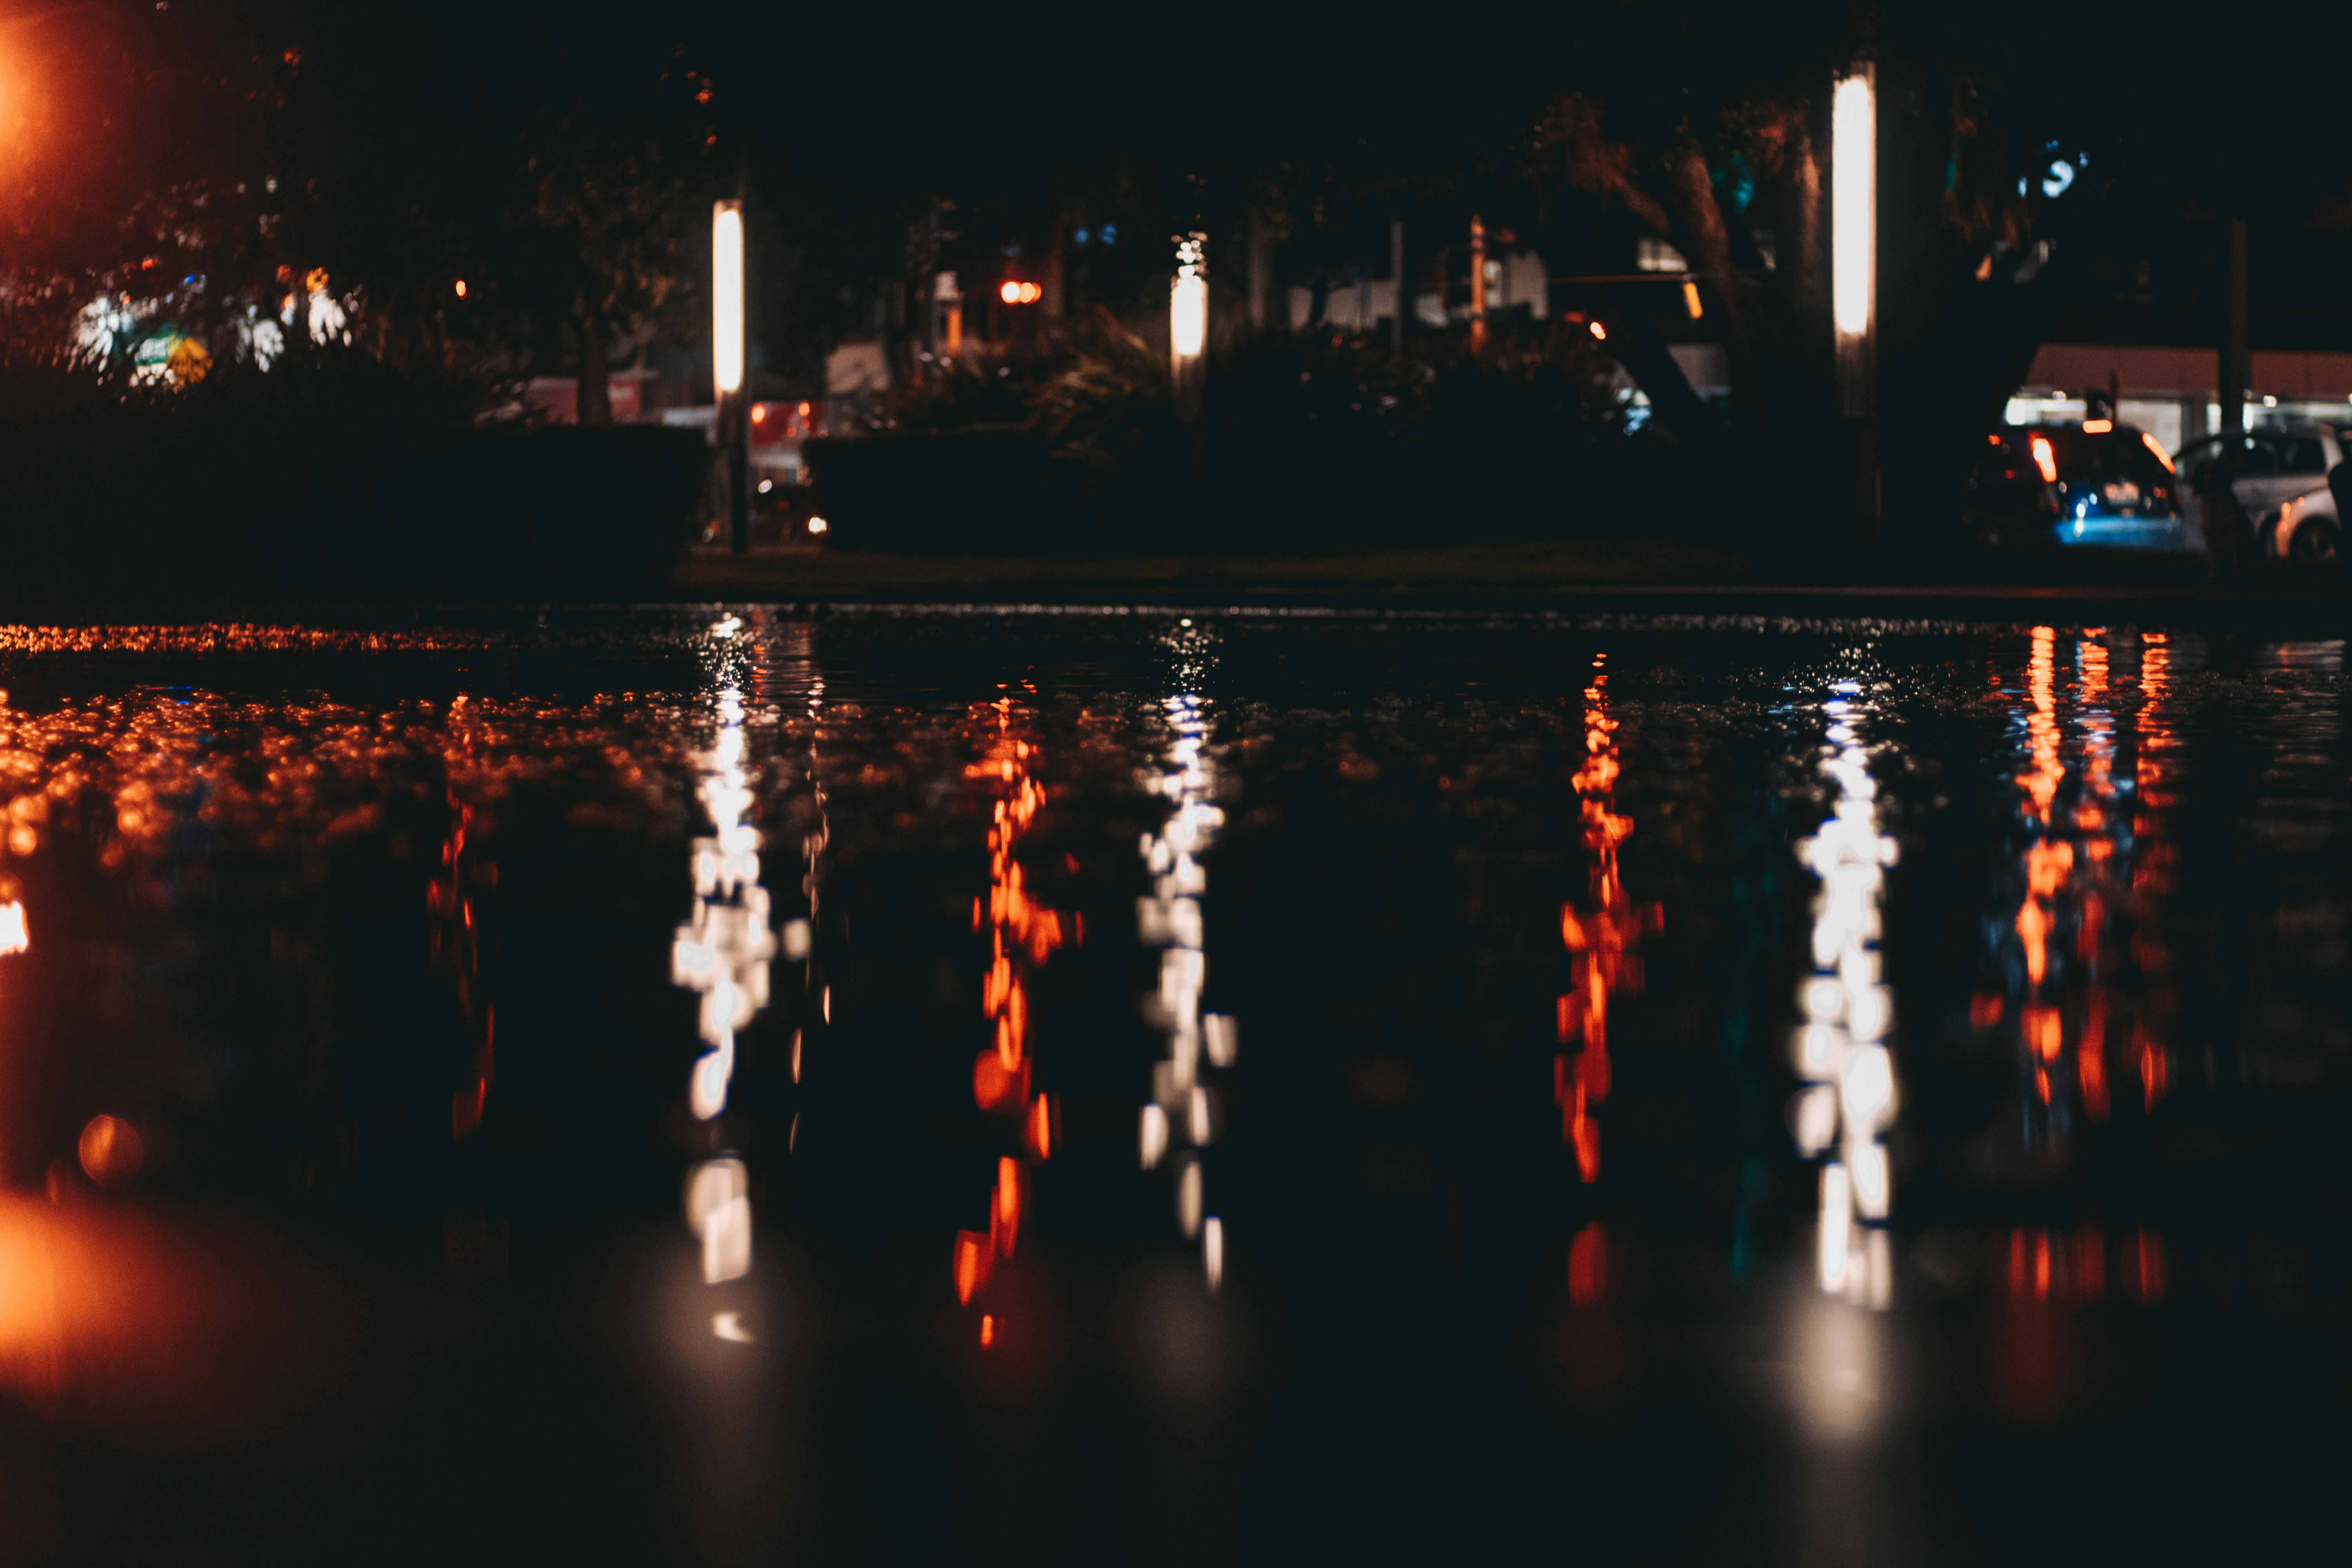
[2175,427,2343,560]
[1962,422,2187,550]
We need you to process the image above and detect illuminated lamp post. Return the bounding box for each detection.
[1171,232,1207,426]
[1469,213,1488,354]
[1832,63,1878,552]
[713,198,750,554]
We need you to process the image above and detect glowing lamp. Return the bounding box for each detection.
[1000,279,1023,305]
[1831,69,1875,341]
[1588,320,1607,342]
[1171,237,1207,358]
[2082,418,2112,434]
[1170,232,1207,423]
[712,200,745,397]
[454,279,468,299]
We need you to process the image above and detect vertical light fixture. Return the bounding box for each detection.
[1171,232,1207,425]
[1832,63,1879,548]
[713,199,749,554]
[1468,213,1488,354]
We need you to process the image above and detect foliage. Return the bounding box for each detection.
[818,315,1656,552]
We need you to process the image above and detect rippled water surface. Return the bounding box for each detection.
[0,608,2347,1564]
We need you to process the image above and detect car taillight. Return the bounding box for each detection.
[2030,434,2058,484]
[2141,430,2176,474]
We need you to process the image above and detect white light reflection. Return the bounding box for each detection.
[1137,688,1235,1290]
[672,617,779,1295]
[1791,683,1899,1308]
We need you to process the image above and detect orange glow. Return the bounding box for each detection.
[1554,656,1650,1185]
[2081,418,2112,434]
[1588,320,1606,341]
[973,1050,1030,1111]
[955,701,1066,1324]
[979,1314,996,1347]
[2030,434,2058,483]
[2141,432,2176,473]
[0,898,25,956]
[992,1157,1024,1256]
[453,279,468,299]
[77,1117,144,1189]
[1568,1222,1607,1307]
[2079,991,2109,1120]
[2023,1005,2062,1063]
[1969,993,2004,1028]
[2137,1024,2167,1110]
[954,1230,994,1304]
[1987,432,2004,445]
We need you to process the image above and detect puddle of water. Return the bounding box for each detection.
[0,609,2345,1563]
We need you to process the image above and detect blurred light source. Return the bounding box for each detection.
[453,279,468,299]
[1000,279,1022,305]
[1140,1103,1168,1168]
[78,1115,145,1189]
[1203,1216,1224,1292]
[2030,433,2058,483]
[1170,232,1207,424]
[1831,69,1875,340]
[2082,418,2112,434]
[1171,238,1207,358]
[1682,279,1704,320]
[0,898,25,956]
[713,200,745,397]
[1588,321,1607,342]
[806,516,828,535]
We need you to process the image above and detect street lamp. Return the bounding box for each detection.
[1171,232,1206,425]
[1832,63,1878,550]
[713,199,749,554]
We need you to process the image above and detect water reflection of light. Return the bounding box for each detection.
[955,699,1065,1336]
[1556,656,1652,1196]
[1973,629,2188,1145]
[673,618,778,1292]
[1792,681,1898,1308]
[1138,691,1234,1291]
[435,696,499,1143]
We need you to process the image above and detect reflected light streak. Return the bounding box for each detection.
[1137,690,1235,1291]
[1557,656,1653,1190]
[672,619,778,1301]
[953,699,1065,1336]
[1792,682,1899,1308]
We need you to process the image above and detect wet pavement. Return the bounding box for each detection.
[0,607,2345,1564]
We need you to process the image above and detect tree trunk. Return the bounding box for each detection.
[578,321,613,426]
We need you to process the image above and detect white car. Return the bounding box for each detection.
[2175,427,2344,560]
